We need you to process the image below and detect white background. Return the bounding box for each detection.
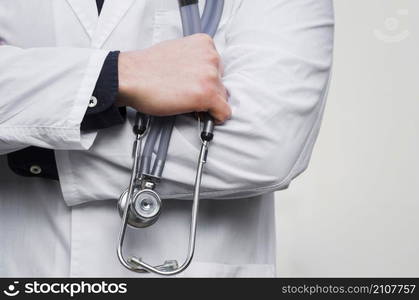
[275,0,419,277]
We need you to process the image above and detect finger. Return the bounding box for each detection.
[208,95,232,124]
[217,83,228,102]
[214,78,228,103]
[218,59,224,77]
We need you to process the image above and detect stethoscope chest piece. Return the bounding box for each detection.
[118,188,162,228]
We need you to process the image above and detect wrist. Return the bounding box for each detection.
[116,52,136,107]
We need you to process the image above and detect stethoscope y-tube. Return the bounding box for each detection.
[117,0,224,276]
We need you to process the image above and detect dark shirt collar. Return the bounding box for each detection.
[96,0,105,15]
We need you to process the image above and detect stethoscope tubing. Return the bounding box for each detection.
[139,0,224,180]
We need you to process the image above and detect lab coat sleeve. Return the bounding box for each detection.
[55,0,334,205]
[158,0,335,200]
[0,45,109,155]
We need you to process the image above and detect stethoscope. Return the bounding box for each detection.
[116,0,225,276]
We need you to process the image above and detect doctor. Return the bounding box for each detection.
[0,0,334,277]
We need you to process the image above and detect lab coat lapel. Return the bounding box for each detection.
[65,0,99,39]
[91,0,139,49]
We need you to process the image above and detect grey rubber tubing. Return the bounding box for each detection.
[201,0,225,37]
[139,118,161,175]
[151,117,175,177]
[141,0,224,179]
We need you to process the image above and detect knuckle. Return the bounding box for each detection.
[227,107,232,119]
[206,68,219,82]
[220,103,230,120]
[222,110,232,122]
[193,83,211,110]
[205,48,220,64]
[203,33,213,43]
[197,94,210,112]
[210,52,220,65]
[202,81,217,99]
[195,33,212,44]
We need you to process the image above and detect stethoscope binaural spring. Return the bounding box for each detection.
[116,0,225,276]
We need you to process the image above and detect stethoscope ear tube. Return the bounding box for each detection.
[180,0,224,142]
[116,0,224,276]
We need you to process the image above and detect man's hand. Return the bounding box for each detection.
[117,34,231,124]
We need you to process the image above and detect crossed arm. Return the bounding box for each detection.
[0,0,334,203]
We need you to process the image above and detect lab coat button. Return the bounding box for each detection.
[88,96,98,108]
[29,165,42,175]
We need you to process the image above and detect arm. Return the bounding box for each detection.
[56,0,334,204]
[81,51,126,131]
[157,0,335,199]
[4,50,126,180]
[0,45,109,154]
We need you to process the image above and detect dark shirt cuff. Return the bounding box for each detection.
[7,147,59,180]
[81,51,126,131]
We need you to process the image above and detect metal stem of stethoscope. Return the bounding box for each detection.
[117,114,209,275]
[116,0,224,276]
[117,114,151,273]
[117,137,209,275]
[130,141,208,275]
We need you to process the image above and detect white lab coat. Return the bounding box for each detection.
[0,0,334,277]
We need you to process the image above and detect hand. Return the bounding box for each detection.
[117,34,231,124]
